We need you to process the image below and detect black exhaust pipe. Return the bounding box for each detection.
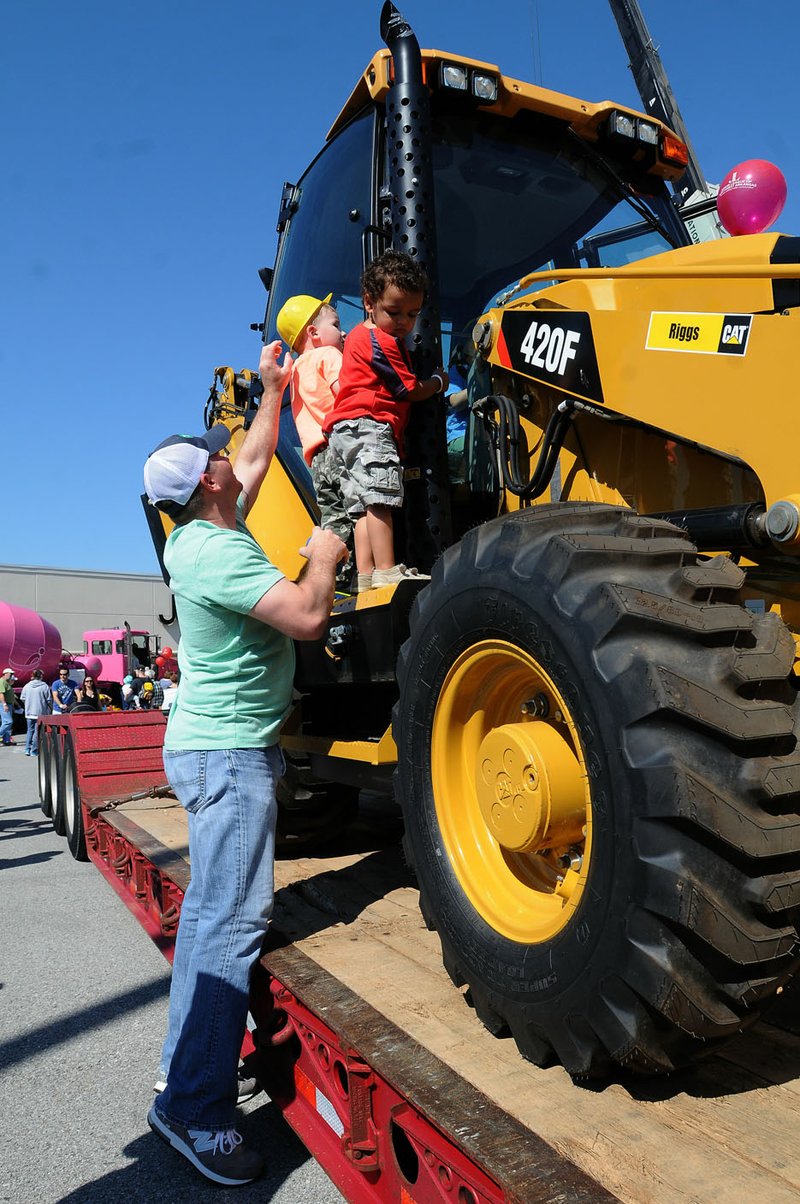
[380,1,452,568]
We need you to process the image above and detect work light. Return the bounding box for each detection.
[472,73,499,103]
[440,63,468,91]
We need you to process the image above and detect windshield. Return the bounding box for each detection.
[265,109,376,342]
[430,108,677,339]
[264,99,682,496]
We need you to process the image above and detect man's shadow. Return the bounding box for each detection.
[271,790,413,944]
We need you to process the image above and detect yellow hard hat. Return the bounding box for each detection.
[275,293,333,351]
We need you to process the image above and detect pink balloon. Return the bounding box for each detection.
[717,159,787,236]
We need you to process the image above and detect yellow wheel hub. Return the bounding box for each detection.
[476,722,586,853]
[431,639,592,943]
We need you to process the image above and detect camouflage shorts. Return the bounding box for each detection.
[310,444,354,586]
[327,418,404,517]
[310,444,351,545]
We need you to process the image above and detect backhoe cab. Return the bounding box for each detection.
[250,3,696,574]
[185,4,800,1077]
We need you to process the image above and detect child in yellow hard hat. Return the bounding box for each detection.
[276,293,353,587]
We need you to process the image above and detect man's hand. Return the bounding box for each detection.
[249,527,347,640]
[236,341,292,512]
[259,340,292,398]
[299,526,349,569]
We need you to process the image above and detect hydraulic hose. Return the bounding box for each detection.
[484,395,576,499]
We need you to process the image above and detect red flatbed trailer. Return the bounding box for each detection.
[37,712,800,1203]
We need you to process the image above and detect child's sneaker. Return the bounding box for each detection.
[371,564,430,587]
[147,1104,263,1186]
[357,572,374,592]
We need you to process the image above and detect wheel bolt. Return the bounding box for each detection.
[521,692,549,718]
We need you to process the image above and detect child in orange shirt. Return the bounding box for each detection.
[276,293,353,580]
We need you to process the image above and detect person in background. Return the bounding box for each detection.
[21,670,52,754]
[1,668,18,746]
[130,665,147,704]
[51,667,79,714]
[21,669,53,752]
[160,671,179,713]
[122,674,135,709]
[443,355,469,484]
[146,670,165,709]
[73,675,101,712]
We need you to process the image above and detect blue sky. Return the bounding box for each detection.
[5,1,798,574]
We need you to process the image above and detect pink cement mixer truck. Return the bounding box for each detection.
[0,602,172,707]
[0,601,63,688]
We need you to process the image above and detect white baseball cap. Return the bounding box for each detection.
[143,426,231,515]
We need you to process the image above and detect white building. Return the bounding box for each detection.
[0,563,176,652]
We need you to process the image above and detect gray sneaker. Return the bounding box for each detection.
[147,1104,263,1186]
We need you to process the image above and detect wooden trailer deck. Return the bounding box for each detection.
[101,791,800,1204]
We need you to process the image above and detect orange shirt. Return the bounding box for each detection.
[290,345,342,465]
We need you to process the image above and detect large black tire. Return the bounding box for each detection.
[276,754,359,854]
[61,733,88,861]
[38,726,53,817]
[50,730,66,837]
[395,504,800,1076]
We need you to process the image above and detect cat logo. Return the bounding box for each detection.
[718,320,751,354]
[646,312,752,357]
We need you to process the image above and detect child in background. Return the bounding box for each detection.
[324,250,448,590]
[276,292,353,584]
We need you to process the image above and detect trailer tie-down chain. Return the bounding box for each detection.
[89,784,174,817]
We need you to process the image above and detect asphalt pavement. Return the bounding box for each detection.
[0,741,344,1203]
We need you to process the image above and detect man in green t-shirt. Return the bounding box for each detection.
[143,340,347,1187]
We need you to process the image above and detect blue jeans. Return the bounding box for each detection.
[155,745,281,1132]
[25,718,39,755]
[0,705,12,744]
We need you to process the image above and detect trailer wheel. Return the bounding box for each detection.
[61,733,88,861]
[50,729,66,837]
[395,504,800,1076]
[276,754,359,853]
[38,726,53,817]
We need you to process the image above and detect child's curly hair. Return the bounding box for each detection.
[361,250,429,303]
